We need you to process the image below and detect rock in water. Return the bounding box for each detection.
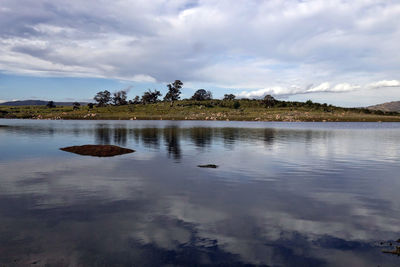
[60,145,135,157]
[197,164,218,168]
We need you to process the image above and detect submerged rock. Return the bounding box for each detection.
[60,145,135,157]
[197,164,218,168]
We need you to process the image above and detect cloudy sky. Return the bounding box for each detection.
[0,0,399,106]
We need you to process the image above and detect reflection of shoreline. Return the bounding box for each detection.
[2,121,399,163]
[93,125,329,148]
[1,122,400,266]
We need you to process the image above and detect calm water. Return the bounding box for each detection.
[1,119,400,266]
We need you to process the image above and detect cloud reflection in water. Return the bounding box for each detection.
[0,120,400,266]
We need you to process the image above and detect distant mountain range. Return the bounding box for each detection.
[0,100,88,106]
[367,101,400,112]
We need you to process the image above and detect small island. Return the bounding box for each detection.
[60,145,135,157]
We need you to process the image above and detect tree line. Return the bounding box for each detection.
[93,80,181,107]
[44,78,271,111]
[85,79,372,113]
[91,80,242,108]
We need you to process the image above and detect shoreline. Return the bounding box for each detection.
[1,102,400,122]
[1,117,400,122]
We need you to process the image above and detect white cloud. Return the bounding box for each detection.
[306,82,331,93]
[120,74,157,83]
[0,0,399,99]
[306,82,361,93]
[368,80,400,89]
[236,81,381,99]
[237,85,302,98]
[331,83,361,92]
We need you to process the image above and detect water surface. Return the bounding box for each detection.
[1,119,400,266]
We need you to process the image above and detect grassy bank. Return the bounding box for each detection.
[1,99,400,122]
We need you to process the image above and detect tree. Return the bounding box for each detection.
[263,95,276,108]
[94,90,111,107]
[46,101,56,108]
[305,100,313,106]
[112,90,128,106]
[164,80,183,105]
[191,89,212,101]
[233,101,241,109]
[223,94,236,101]
[87,103,94,109]
[141,90,162,104]
[131,96,141,104]
[73,102,81,110]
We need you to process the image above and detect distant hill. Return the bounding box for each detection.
[367,101,400,112]
[0,100,88,106]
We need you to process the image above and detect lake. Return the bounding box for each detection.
[1,119,400,266]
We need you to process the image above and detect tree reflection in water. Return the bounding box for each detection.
[1,121,400,266]
[140,128,160,149]
[164,126,181,161]
[95,125,111,144]
[113,127,127,146]
[188,127,213,149]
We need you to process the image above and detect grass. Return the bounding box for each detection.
[1,99,400,122]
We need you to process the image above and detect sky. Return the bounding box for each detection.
[0,0,399,107]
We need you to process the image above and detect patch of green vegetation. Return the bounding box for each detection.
[1,99,400,122]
